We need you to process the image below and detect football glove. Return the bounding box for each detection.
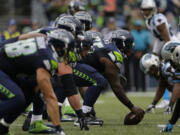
[145,104,155,113]
[161,123,174,132]
[164,105,173,115]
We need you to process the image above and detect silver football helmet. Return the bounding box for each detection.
[139,53,160,74]
[140,0,157,19]
[172,45,180,66]
[161,41,180,62]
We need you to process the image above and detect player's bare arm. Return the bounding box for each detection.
[18,33,46,40]
[151,79,168,105]
[36,68,60,126]
[157,23,170,42]
[100,57,144,118]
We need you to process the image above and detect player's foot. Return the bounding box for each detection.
[74,114,103,126]
[156,100,169,109]
[63,106,76,117]
[56,130,66,135]
[61,115,74,122]
[29,120,56,134]
[0,123,11,135]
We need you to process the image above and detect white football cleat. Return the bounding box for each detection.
[57,131,66,135]
[156,100,169,109]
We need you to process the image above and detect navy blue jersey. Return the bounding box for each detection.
[0,37,58,77]
[81,43,123,73]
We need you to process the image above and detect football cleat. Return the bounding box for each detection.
[156,100,169,109]
[29,120,56,134]
[61,115,74,122]
[56,130,66,135]
[0,123,10,135]
[62,106,76,117]
[74,115,104,127]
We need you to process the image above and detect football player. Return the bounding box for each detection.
[68,0,86,15]
[0,29,76,135]
[140,0,178,109]
[160,41,180,132]
[140,53,174,113]
[79,29,145,120]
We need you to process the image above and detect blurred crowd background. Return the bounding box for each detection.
[0,0,179,92]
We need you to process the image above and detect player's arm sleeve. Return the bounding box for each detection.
[101,57,134,110]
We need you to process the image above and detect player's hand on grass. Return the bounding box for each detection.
[164,105,172,114]
[161,123,174,133]
[131,106,145,119]
[145,104,155,113]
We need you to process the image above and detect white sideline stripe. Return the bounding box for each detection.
[103,92,155,97]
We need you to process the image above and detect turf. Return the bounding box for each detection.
[10,92,180,135]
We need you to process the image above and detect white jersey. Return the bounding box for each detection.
[145,13,177,54]
[145,13,174,41]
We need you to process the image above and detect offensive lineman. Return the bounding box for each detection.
[0,29,76,135]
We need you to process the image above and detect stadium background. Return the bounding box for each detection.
[0,0,179,91]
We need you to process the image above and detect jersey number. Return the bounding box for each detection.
[5,39,37,58]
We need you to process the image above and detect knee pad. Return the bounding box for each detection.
[61,74,78,97]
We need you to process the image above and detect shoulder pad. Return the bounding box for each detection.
[108,51,123,69]
[153,13,167,26]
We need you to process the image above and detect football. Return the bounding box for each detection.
[124,112,144,125]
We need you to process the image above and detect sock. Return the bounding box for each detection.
[0,119,10,127]
[75,109,85,118]
[58,102,63,107]
[64,98,70,106]
[163,88,171,101]
[31,115,42,123]
[55,125,62,132]
[82,105,92,113]
[30,106,33,111]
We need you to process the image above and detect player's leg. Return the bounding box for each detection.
[62,98,76,118]
[156,88,170,109]
[161,97,180,132]
[0,70,26,135]
[52,75,89,130]
[28,92,56,134]
[73,63,108,125]
[53,78,74,122]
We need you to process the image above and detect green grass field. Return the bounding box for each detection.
[11,92,180,135]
